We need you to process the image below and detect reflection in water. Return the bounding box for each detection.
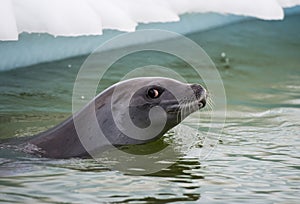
[0,153,204,203]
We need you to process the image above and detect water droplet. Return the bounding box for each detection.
[221,52,226,58]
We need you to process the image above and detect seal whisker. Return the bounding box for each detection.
[190,99,195,114]
[177,104,182,123]
[208,96,214,107]
[180,102,185,121]
[207,97,214,111]
[181,101,186,120]
[187,100,191,116]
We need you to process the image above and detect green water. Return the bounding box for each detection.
[1,15,300,203]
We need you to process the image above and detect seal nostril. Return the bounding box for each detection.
[190,84,206,100]
[190,84,207,108]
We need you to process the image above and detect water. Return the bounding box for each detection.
[1,15,300,203]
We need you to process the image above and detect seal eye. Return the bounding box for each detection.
[148,88,160,99]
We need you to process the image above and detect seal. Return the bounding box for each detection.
[22,77,207,159]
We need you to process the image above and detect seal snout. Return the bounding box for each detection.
[190,84,207,108]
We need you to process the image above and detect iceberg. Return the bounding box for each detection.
[0,0,300,71]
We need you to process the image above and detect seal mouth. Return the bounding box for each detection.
[198,97,207,109]
[166,98,206,114]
